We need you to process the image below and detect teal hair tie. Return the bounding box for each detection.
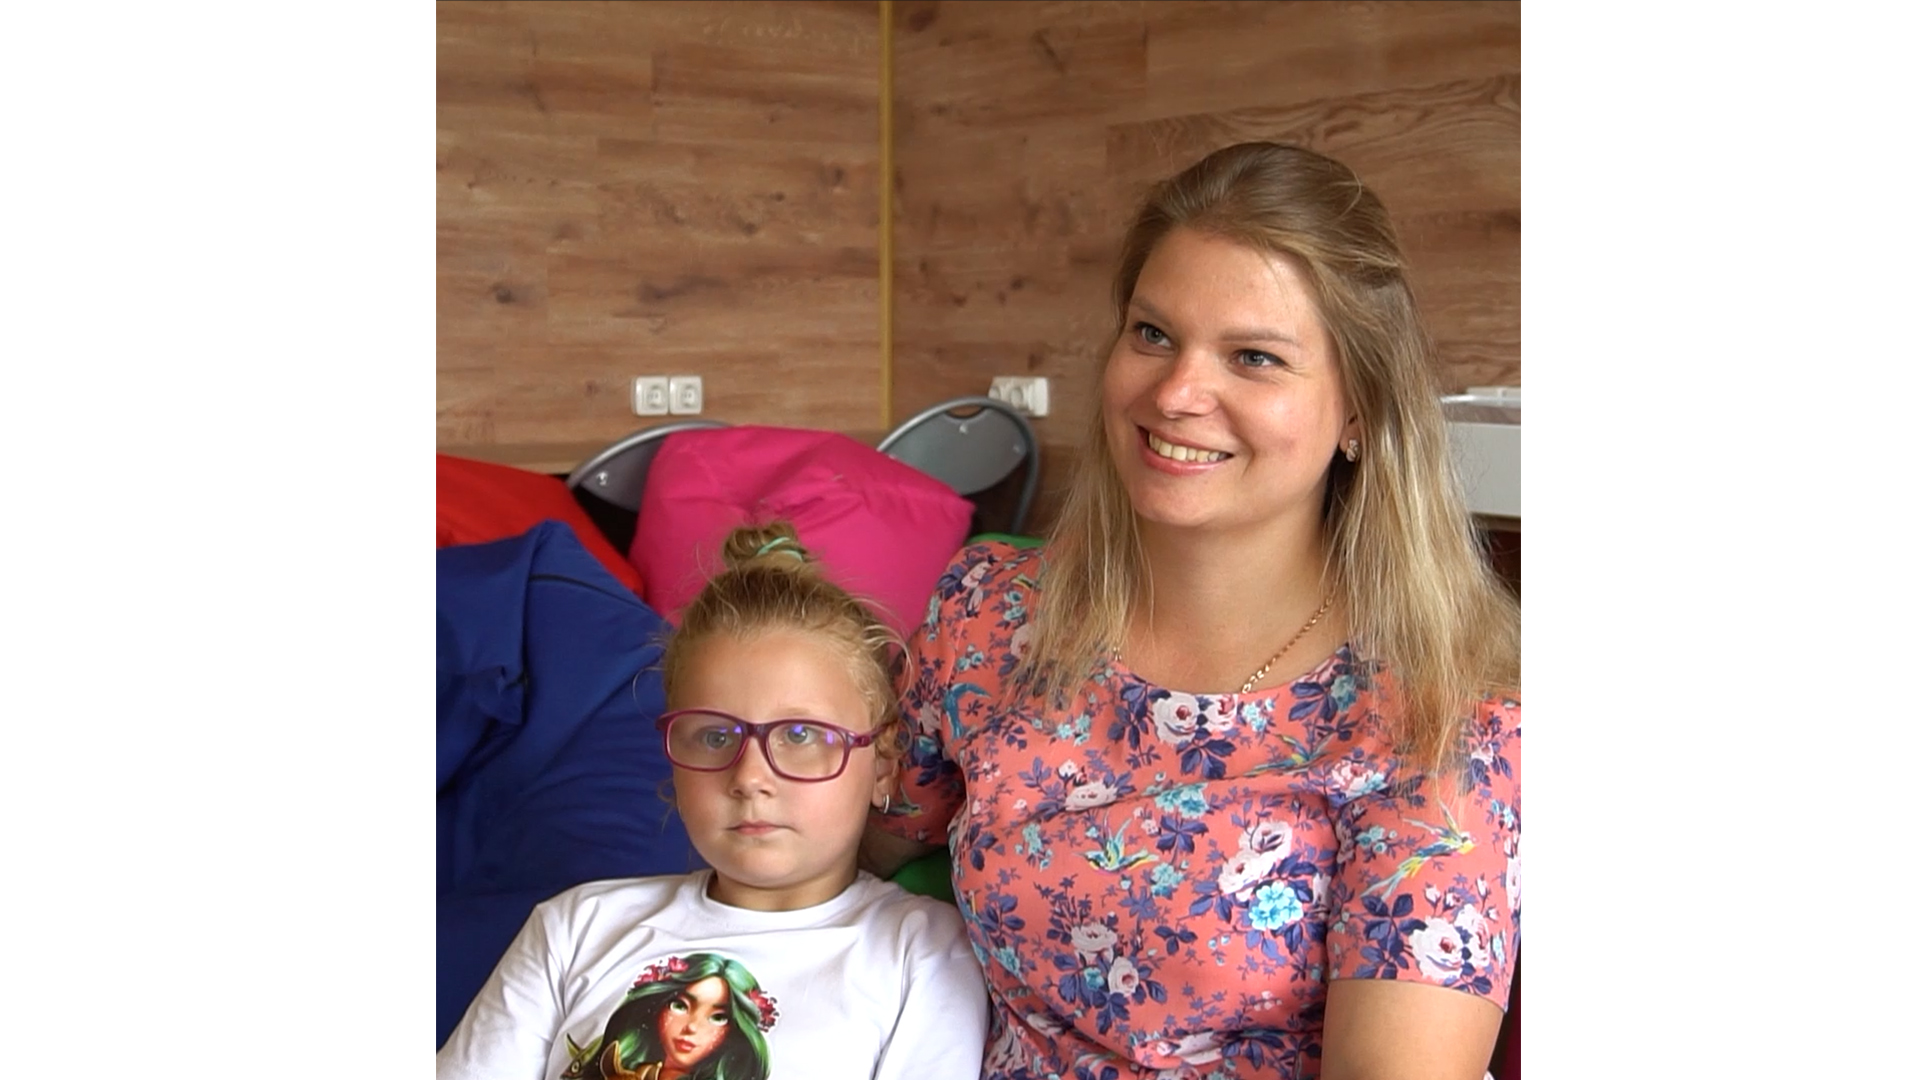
[754,536,806,562]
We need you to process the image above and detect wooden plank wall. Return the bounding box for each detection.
[890,0,1521,528]
[436,0,1520,533]
[437,1,882,471]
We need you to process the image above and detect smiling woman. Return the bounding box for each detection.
[866,142,1522,1080]
[1103,227,1357,545]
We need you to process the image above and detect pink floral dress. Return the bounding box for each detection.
[880,543,1520,1079]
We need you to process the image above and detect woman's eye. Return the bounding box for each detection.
[1133,321,1170,347]
[669,998,689,1013]
[1236,349,1283,369]
[711,1012,730,1026]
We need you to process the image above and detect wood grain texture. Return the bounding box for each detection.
[890,0,1521,530]
[437,1,882,457]
[439,0,1520,537]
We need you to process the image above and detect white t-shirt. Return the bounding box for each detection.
[438,871,988,1080]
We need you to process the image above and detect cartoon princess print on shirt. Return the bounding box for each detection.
[560,952,776,1080]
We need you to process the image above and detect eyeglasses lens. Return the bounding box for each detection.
[666,715,850,780]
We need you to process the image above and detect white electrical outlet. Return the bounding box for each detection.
[668,375,704,415]
[989,376,1049,417]
[632,376,670,416]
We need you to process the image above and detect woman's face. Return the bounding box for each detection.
[655,975,731,1070]
[1101,226,1357,541]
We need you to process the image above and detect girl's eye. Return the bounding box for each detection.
[711,1012,730,1026]
[1132,321,1170,348]
[669,998,689,1013]
[778,724,819,746]
[698,728,740,750]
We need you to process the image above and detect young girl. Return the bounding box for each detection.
[438,523,989,1080]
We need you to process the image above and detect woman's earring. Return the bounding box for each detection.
[881,794,892,815]
[1344,438,1361,463]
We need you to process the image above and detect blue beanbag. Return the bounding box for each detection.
[437,521,700,1046]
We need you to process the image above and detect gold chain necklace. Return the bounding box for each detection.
[1238,594,1335,693]
[1120,594,1336,694]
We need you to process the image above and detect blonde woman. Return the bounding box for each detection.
[865,143,1521,1080]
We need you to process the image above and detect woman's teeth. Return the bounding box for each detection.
[1147,433,1227,463]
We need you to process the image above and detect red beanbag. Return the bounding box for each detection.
[629,426,973,636]
[436,454,646,596]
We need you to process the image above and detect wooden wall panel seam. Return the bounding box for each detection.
[880,0,894,432]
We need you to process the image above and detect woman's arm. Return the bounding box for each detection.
[1320,696,1521,1080]
[1320,978,1503,1080]
[866,549,1010,879]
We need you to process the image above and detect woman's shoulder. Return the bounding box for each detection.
[1343,660,1520,725]
[1480,689,1521,723]
[937,537,1043,582]
[1299,662,1519,782]
[1466,689,1521,787]
[1439,685,1521,752]
[923,539,1044,622]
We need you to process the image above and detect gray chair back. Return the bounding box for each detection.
[564,419,729,514]
[876,395,1039,535]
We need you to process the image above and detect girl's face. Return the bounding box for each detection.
[1101,226,1358,543]
[670,630,897,911]
[655,975,731,1070]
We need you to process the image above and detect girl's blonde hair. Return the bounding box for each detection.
[661,521,905,755]
[1022,142,1520,779]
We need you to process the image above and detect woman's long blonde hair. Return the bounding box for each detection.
[1021,142,1520,780]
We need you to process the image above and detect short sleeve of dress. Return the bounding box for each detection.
[874,544,1003,845]
[1324,694,1521,1008]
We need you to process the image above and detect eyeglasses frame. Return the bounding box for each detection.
[655,708,882,783]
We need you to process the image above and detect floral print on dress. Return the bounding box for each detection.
[881,543,1521,1080]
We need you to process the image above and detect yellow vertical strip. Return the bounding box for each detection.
[878,0,895,432]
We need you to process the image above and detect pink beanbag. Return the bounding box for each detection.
[629,426,974,636]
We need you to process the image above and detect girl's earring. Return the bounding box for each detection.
[1344,438,1361,463]
[880,794,892,815]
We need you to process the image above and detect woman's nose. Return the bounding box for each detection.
[1150,351,1218,417]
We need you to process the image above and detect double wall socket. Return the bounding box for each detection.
[632,375,704,416]
[988,376,1049,417]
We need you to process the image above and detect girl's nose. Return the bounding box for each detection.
[727,735,781,794]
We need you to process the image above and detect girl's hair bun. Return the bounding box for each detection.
[721,521,814,573]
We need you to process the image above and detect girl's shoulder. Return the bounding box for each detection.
[535,873,700,918]
[851,875,970,943]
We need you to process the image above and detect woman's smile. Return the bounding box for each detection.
[1141,428,1232,467]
